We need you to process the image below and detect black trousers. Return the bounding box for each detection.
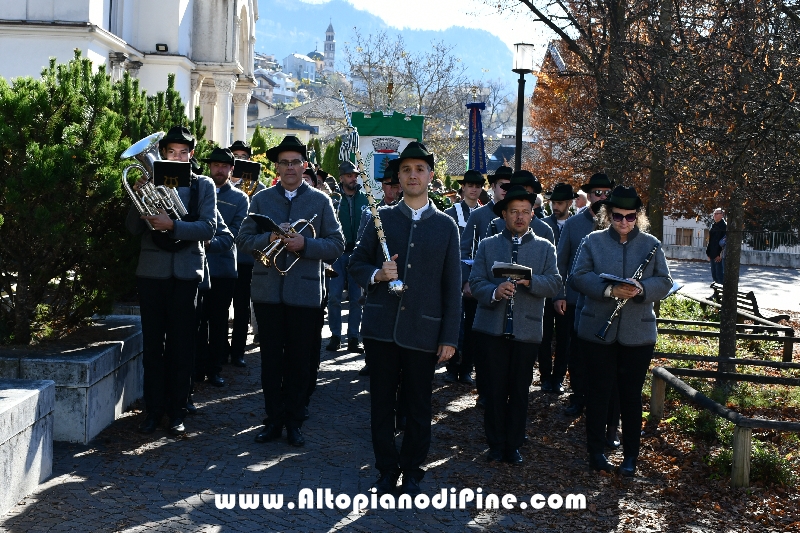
[473,331,489,396]
[196,277,237,377]
[366,339,436,481]
[483,335,538,451]
[230,263,254,359]
[137,277,198,419]
[305,303,326,405]
[584,341,653,456]
[253,303,318,429]
[538,299,572,385]
[447,297,477,378]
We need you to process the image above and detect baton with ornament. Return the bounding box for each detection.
[338,90,406,297]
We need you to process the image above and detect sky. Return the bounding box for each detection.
[256,0,553,95]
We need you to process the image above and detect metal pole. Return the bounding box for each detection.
[514,71,526,172]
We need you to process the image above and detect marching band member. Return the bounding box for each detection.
[236,135,344,447]
[349,142,461,496]
[126,126,217,436]
[571,186,672,476]
[229,140,265,366]
[469,186,561,464]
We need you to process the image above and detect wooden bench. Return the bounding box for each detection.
[709,282,789,323]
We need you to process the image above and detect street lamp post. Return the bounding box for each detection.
[512,43,535,172]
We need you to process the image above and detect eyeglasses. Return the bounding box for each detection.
[611,212,637,223]
[591,190,611,197]
[277,159,303,168]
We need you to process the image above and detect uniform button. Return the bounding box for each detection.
[401,306,406,310]
[407,264,411,268]
[413,224,417,228]
[410,243,414,247]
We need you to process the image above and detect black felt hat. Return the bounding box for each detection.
[502,170,542,194]
[377,158,400,185]
[159,126,195,149]
[457,169,486,185]
[488,165,513,184]
[316,168,329,179]
[580,172,615,193]
[229,140,252,156]
[266,135,307,163]
[397,141,435,169]
[303,167,317,180]
[606,185,643,210]
[201,147,235,165]
[493,185,538,218]
[548,182,578,202]
[339,160,358,176]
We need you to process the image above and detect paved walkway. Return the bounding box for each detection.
[667,259,800,313]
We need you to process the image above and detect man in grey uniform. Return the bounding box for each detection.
[487,170,555,244]
[126,126,217,436]
[349,142,461,496]
[236,135,344,447]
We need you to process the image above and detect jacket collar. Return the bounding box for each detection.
[218,182,231,194]
[397,199,437,220]
[276,181,309,197]
[501,227,534,244]
[608,225,640,243]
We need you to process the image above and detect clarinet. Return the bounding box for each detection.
[503,236,521,339]
[595,244,659,341]
[337,90,406,297]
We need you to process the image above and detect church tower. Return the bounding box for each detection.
[324,21,335,74]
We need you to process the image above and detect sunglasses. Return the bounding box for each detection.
[591,190,611,197]
[611,212,637,223]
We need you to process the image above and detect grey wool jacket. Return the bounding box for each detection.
[572,227,673,346]
[556,207,596,304]
[348,201,462,353]
[207,182,248,278]
[459,200,495,283]
[469,229,561,343]
[199,210,233,291]
[235,182,344,308]
[125,175,217,281]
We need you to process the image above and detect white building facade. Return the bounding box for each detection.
[283,53,316,82]
[0,0,258,147]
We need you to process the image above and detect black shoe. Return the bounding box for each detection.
[619,456,637,477]
[565,403,584,416]
[372,471,400,495]
[287,426,305,447]
[443,371,458,383]
[254,422,283,443]
[252,334,260,345]
[358,365,370,376]
[207,374,225,387]
[347,338,364,353]
[326,335,341,351]
[551,380,565,394]
[168,418,185,436]
[505,449,523,465]
[476,396,487,409]
[486,448,504,462]
[303,406,310,421]
[395,416,406,432]
[232,355,246,368]
[605,429,621,449]
[588,453,614,473]
[459,374,475,386]
[400,475,422,496]
[138,414,160,434]
[185,396,197,416]
[541,380,554,392]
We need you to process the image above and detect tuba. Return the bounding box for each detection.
[121,132,188,231]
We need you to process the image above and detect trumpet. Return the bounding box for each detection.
[121,131,188,231]
[252,214,318,275]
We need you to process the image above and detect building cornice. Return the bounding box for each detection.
[0,20,145,60]
[142,53,196,71]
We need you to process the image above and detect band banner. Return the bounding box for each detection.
[466,102,487,174]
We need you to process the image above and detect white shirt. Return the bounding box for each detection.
[285,188,298,200]
[406,200,430,221]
